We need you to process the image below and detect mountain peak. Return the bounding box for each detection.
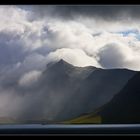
[57,59,72,66]
[54,59,75,71]
[58,59,68,64]
[46,59,74,73]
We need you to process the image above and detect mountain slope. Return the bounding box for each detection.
[60,68,136,121]
[20,60,97,121]
[13,59,137,122]
[64,113,101,124]
[98,72,140,124]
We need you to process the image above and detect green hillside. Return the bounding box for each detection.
[63,114,102,124]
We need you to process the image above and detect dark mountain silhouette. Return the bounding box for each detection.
[98,72,140,124]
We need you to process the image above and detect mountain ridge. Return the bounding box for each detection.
[36,59,136,121]
[0,59,138,123]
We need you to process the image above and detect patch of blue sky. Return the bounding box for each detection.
[135,34,140,40]
[114,29,140,40]
[117,29,139,36]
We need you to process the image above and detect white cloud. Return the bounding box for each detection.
[46,48,101,67]
[19,70,42,87]
[43,18,140,71]
[0,5,140,71]
[0,5,47,52]
[98,43,133,69]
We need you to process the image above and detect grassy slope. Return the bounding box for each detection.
[63,114,102,124]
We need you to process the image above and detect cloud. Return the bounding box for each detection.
[27,5,140,21]
[43,19,140,70]
[0,5,140,70]
[97,42,140,71]
[98,43,133,69]
[0,5,140,78]
[46,48,101,67]
[18,70,42,87]
[20,53,48,72]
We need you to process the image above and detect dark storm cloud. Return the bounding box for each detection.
[27,5,140,21]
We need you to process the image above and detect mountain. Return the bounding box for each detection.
[13,59,137,122]
[98,72,140,124]
[39,59,96,102]
[28,59,135,122]
[59,67,136,121]
[20,59,97,121]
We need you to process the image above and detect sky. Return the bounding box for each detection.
[1,5,140,72]
[0,5,140,120]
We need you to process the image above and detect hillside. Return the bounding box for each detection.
[98,72,140,124]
